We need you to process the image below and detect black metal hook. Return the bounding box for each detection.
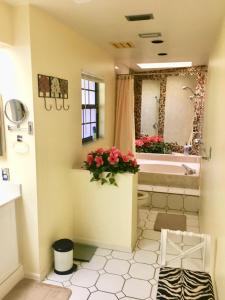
[62,98,70,111]
[55,98,63,111]
[44,98,52,111]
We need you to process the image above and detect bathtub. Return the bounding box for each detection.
[138,160,200,176]
[136,153,201,189]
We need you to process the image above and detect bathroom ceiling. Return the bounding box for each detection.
[6,0,225,70]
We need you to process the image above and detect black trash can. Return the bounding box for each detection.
[52,239,76,275]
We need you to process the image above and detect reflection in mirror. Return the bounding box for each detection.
[164,75,196,145]
[140,75,196,146]
[5,99,27,124]
[141,80,160,136]
[135,66,207,155]
[0,96,5,156]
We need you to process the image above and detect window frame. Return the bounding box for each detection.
[81,78,99,144]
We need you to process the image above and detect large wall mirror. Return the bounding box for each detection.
[134,66,207,155]
[0,95,5,156]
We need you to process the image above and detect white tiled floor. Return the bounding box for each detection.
[44,208,202,300]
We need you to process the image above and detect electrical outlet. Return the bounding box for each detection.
[2,168,10,181]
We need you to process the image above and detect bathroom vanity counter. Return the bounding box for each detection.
[0,183,21,207]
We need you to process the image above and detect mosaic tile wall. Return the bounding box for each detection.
[133,66,208,155]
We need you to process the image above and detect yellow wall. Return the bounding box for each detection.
[0,2,13,46]
[0,5,40,277]
[0,3,115,280]
[200,16,225,299]
[29,6,115,278]
[72,170,137,252]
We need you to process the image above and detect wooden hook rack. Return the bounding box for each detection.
[38,74,70,111]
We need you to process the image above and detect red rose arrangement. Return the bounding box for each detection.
[135,135,169,153]
[84,147,139,186]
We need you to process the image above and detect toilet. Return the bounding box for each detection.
[138,191,150,208]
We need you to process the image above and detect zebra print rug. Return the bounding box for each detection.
[157,267,215,299]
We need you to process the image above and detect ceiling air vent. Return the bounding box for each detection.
[111,42,135,49]
[125,14,154,22]
[138,32,161,38]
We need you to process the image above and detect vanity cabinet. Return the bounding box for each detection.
[0,200,19,284]
[0,183,21,288]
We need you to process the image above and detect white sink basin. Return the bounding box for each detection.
[0,183,21,207]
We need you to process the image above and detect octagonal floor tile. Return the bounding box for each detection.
[138,239,160,251]
[123,278,151,299]
[71,269,99,287]
[137,228,142,238]
[154,267,160,281]
[134,250,157,264]
[138,219,145,228]
[129,263,155,280]
[96,273,124,293]
[69,285,90,300]
[82,255,107,271]
[105,259,130,275]
[143,230,161,241]
[112,251,133,260]
[89,286,97,293]
[63,281,71,287]
[151,284,158,299]
[122,298,140,300]
[89,291,118,300]
[145,220,154,230]
[95,248,112,256]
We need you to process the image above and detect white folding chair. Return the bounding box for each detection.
[160,229,211,273]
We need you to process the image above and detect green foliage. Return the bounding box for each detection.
[136,142,172,154]
[83,148,139,186]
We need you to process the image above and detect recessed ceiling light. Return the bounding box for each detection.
[152,40,164,44]
[115,66,119,70]
[158,53,168,56]
[125,14,154,22]
[138,32,161,38]
[137,62,193,69]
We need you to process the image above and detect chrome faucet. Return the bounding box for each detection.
[182,164,196,175]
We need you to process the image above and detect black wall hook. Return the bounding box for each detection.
[55,98,63,111]
[62,98,70,111]
[44,98,52,111]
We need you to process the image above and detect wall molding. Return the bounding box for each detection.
[24,271,41,281]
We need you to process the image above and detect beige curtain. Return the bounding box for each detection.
[114,75,135,153]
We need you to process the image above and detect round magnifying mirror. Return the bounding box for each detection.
[5,99,27,124]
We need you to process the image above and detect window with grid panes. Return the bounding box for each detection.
[81,78,99,143]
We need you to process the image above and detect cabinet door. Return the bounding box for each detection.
[0,202,19,284]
